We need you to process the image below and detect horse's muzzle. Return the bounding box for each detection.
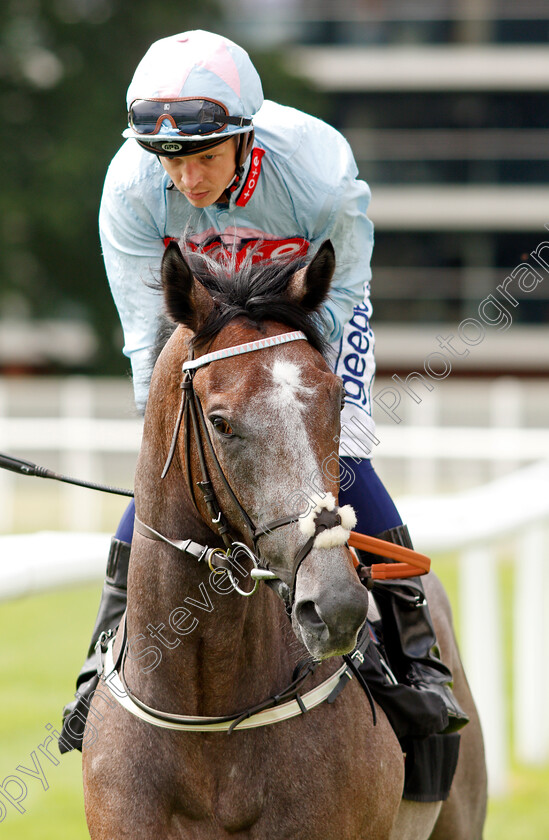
[293,550,369,659]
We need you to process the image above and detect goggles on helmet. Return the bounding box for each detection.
[128,97,252,137]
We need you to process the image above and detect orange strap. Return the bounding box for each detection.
[348,531,431,580]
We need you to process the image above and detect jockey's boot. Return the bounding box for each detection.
[59,537,130,753]
[358,524,469,735]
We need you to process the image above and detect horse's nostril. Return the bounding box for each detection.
[297,600,325,631]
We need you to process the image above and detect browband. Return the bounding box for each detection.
[182,331,307,372]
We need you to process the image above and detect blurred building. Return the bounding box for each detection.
[228,0,549,375]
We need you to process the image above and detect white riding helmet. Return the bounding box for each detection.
[123,30,263,161]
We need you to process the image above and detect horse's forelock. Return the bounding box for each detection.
[181,248,329,357]
[147,247,331,393]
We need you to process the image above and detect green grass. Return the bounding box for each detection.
[486,764,549,839]
[1,568,548,837]
[0,584,97,838]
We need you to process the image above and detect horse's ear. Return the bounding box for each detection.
[161,241,214,330]
[286,240,336,312]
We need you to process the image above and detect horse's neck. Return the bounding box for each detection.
[125,492,296,716]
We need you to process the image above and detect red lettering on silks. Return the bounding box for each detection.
[234,237,309,267]
[178,236,309,270]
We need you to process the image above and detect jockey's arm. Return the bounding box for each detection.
[99,151,166,414]
[314,175,374,344]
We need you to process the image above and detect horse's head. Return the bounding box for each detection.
[147,240,368,660]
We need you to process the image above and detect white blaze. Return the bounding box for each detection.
[270,360,313,410]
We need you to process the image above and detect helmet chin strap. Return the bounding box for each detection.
[223,130,255,201]
[238,129,255,168]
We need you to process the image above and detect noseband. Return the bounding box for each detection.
[136,330,356,607]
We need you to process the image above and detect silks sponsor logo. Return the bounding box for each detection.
[164,235,309,270]
[337,302,375,413]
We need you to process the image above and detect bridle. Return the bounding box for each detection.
[135,330,358,607]
[135,329,432,607]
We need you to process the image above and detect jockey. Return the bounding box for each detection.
[60,30,468,751]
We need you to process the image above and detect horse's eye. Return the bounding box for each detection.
[211,416,234,437]
[340,390,346,411]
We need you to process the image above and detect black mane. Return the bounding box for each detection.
[182,248,330,356]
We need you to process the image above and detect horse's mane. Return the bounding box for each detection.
[150,247,330,381]
[183,248,329,355]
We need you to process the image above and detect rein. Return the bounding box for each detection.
[102,631,352,734]
[100,613,356,734]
